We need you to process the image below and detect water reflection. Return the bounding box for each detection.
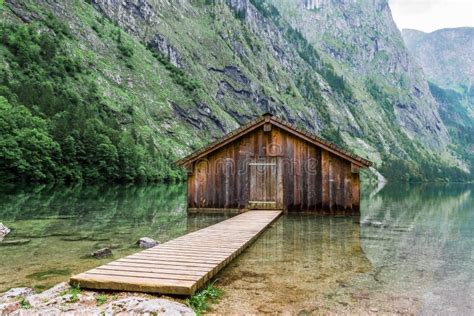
[0,184,194,291]
[1,182,472,314]
[212,182,474,314]
[359,182,473,315]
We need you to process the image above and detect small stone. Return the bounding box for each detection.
[136,237,158,249]
[91,247,112,259]
[0,223,10,237]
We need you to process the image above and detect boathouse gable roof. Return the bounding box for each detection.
[176,115,372,168]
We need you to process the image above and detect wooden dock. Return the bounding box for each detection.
[70,210,282,295]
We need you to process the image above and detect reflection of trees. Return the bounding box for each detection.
[0,184,192,292]
[0,184,188,239]
[358,182,473,314]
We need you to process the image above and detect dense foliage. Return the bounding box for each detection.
[0,18,183,183]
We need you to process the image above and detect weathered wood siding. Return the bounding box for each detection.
[187,125,360,213]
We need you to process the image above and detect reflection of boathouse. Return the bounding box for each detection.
[178,114,371,213]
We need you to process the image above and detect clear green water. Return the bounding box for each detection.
[0,183,472,314]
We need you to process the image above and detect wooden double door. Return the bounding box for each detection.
[248,157,283,210]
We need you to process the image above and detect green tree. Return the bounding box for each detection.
[0,97,61,182]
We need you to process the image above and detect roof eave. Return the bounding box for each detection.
[176,116,373,168]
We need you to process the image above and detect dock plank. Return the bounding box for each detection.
[70,210,281,295]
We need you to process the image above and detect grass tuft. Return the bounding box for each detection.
[186,281,223,315]
[62,283,82,303]
[96,293,107,306]
[20,298,32,309]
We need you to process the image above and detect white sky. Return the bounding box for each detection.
[389,0,474,33]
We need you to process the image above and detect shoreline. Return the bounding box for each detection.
[0,282,195,315]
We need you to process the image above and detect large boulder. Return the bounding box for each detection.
[136,237,158,249]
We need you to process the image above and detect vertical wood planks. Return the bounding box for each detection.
[186,125,361,213]
[321,149,330,210]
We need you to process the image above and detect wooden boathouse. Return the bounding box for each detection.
[177,113,371,213]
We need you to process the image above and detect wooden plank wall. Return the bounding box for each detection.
[187,125,360,213]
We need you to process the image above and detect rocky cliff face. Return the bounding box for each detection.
[402,27,474,89]
[2,0,471,180]
[402,27,474,172]
[272,0,448,149]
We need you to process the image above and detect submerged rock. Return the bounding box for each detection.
[91,247,112,259]
[370,221,385,228]
[0,223,10,237]
[136,237,158,249]
[0,239,31,246]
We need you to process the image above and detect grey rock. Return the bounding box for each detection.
[91,247,113,258]
[0,287,33,302]
[103,297,195,316]
[136,237,158,249]
[148,33,183,68]
[26,282,70,307]
[0,223,10,237]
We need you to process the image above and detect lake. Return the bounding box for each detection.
[0,182,472,314]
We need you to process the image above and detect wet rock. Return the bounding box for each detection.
[103,297,195,315]
[361,219,387,228]
[0,287,33,302]
[0,239,31,246]
[0,223,11,237]
[136,237,158,249]
[91,247,112,259]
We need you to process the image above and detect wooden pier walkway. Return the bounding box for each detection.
[70,210,282,295]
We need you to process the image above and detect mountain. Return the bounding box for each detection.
[0,0,470,183]
[402,27,474,174]
[402,27,474,89]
